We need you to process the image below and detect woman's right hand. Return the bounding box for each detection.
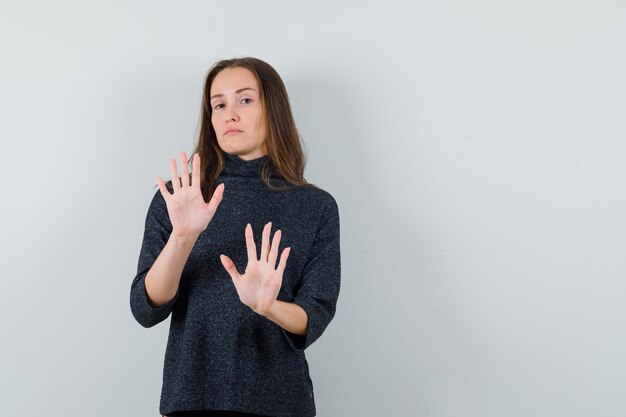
[156,151,224,239]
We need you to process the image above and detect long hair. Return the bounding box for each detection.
[184,57,316,202]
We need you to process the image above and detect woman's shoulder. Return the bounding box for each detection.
[280,184,339,227]
[288,183,338,208]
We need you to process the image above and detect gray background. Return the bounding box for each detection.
[1,1,625,416]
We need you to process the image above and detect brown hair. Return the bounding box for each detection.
[183,56,316,202]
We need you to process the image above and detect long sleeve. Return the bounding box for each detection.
[282,194,341,351]
[130,189,180,328]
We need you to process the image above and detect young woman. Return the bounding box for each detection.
[130,57,341,417]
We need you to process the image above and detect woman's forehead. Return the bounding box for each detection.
[210,67,259,97]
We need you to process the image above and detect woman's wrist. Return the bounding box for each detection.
[170,229,201,244]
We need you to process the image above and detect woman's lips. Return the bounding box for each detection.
[226,130,241,135]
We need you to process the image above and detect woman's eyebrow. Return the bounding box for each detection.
[210,87,257,100]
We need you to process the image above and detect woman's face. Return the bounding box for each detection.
[210,67,268,160]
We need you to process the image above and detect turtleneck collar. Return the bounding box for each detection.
[220,152,281,178]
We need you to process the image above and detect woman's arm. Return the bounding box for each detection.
[144,152,224,308]
[264,300,308,336]
[144,232,199,307]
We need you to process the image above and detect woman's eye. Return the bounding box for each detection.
[213,99,249,110]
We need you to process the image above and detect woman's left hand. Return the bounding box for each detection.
[220,222,291,317]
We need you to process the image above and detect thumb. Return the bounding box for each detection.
[207,183,225,212]
[220,254,240,283]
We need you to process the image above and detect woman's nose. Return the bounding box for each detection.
[226,108,240,122]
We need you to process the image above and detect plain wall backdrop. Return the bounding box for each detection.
[1,1,625,416]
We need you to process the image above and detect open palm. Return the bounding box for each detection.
[220,222,291,316]
[156,151,224,238]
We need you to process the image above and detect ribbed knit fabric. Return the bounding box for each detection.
[130,152,341,417]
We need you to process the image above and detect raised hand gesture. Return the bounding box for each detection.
[156,151,224,239]
[220,222,291,317]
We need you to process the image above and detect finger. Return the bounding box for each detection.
[268,229,282,269]
[191,153,201,188]
[180,151,190,187]
[244,223,257,262]
[169,158,181,191]
[260,222,272,262]
[156,176,171,202]
[206,183,224,213]
[220,254,241,282]
[276,247,291,276]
